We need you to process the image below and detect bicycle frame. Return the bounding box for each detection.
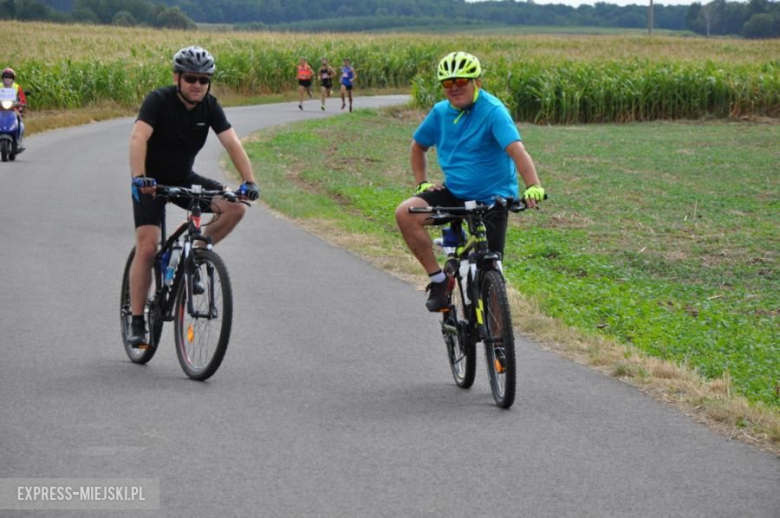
[442,211,504,345]
[152,186,225,322]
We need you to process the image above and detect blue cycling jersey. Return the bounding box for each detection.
[413,90,520,204]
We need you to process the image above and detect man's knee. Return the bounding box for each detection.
[215,199,247,221]
[395,198,427,229]
[134,228,159,261]
[135,241,157,262]
[395,199,414,225]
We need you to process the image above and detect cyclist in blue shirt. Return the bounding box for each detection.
[395,51,545,312]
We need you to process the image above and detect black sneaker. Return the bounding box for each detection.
[126,319,147,348]
[425,278,451,312]
[193,280,205,295]
[192,270,205,295]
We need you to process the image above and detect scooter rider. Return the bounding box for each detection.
[2,68,26,150]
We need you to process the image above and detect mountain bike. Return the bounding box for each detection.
[120,185,243,381]
[410,197,531,408]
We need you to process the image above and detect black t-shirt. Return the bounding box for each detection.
[136,85,231,184]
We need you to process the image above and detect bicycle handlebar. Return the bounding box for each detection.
[409,196,541,216]
[155,185,247,205]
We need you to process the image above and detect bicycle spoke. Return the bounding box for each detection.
[443,277,476,389]
[482,270,516,408]
[120,247,160,364]
[175,249,232,381]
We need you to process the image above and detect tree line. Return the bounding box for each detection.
[1,0,196,28]
[3,0,779,38]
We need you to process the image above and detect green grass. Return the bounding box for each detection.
[511,121,778,405]
[244,109,779,408]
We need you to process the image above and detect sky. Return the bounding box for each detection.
[466,0,703,6]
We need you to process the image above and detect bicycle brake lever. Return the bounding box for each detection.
[508,198,527,212]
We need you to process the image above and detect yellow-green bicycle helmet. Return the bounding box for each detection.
[437,52,482,81]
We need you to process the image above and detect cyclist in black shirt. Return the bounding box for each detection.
[126,46,259,347]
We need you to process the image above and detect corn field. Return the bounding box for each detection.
[415,59,780,122]
[5,20,779,122]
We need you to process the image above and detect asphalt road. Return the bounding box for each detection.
[0,95,777,517]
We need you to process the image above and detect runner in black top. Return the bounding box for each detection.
[318,58,336,111]
[125,46,260,346]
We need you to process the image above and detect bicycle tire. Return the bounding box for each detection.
[443,275,476,389]
[120,248,162,364]
[481,270,516,408]
[174,248,233,381]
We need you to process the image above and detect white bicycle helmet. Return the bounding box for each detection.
[173,46,216,75]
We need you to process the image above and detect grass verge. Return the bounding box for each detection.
[237,106,779,454]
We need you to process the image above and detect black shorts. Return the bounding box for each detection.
[415,187,509,256]
[321,80,333,90]
[132,171,223,229]
[298,79,312,88]
[341,84,353,91]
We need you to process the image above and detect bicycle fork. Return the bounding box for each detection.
[475,265,509,373]
[183,245,218,320]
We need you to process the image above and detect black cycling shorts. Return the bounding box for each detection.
[415,187,509,256]
[132,171,224,229]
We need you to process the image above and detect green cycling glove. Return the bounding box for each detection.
[415,181,433,195]
[523,185,545,201]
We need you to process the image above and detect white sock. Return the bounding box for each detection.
[429,271,446,284]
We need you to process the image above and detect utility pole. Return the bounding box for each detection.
[648,0,654,36]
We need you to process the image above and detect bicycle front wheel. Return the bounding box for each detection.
[443,276,476,388]
[120,247,162,364]
[481,270,516,409]
[174,249,233,381]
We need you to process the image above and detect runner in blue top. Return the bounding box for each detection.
[339,58,357,112]
[395,51,545,312]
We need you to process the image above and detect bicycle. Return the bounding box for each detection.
[120,184,244,381]
[410,197,532,408]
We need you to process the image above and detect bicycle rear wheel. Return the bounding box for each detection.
[443,275,476,388]
[481,270,516,408]
[174,249,233,381]
[120,248,162,364]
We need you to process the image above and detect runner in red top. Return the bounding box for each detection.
[296,57,314,110]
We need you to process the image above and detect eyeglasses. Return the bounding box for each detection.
[2,75,13,80]
[181,75,211,85]
[441,78,471,89]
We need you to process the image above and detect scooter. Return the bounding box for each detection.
[0,87,25,162]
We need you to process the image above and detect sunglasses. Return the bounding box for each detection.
[181,75,211,85]
[441,78,471,89]
[2,75,13,80]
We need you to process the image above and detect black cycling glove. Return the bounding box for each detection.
[238,181,260,201]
